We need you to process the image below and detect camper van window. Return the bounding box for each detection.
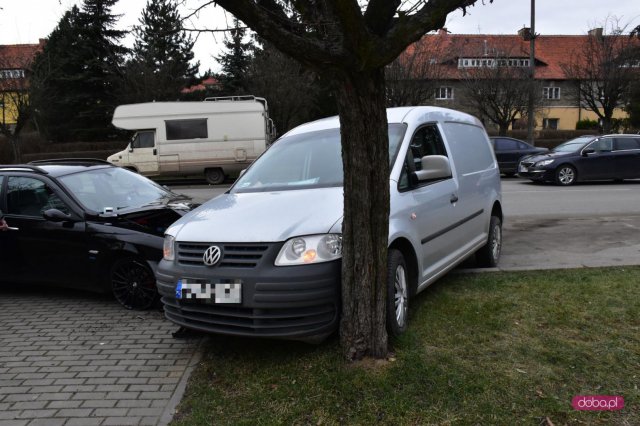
[165,119,208,140]
[132,131,155,149]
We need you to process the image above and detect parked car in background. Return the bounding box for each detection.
[0,159,195,309]
[517,134,640,185]
[490,136,548,177]
[157,107,503,342]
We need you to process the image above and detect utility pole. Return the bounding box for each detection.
[527,0,536,145]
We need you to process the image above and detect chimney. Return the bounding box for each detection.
[588,27,604,39]
[518,27,532,41]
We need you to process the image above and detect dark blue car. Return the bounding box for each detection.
[517,135,640,185]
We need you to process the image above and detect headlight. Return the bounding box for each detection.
[275,234,342,266]
[163,235,175,261]
[535,159,554,167]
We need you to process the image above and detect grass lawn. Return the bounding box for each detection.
[171,267,640,425]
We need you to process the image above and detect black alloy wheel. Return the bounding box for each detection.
[110,258,158,310]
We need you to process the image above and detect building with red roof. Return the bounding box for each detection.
[400,28,636,131]
[0,40,45,127]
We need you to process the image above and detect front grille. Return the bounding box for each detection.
[177,242,269,268]
[162,297,337,337]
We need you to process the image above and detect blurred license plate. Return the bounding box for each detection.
[518,164,528,173]
[176,278,242,303]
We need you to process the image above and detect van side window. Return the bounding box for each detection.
[165,119,208,140]
[132,131,155,149]
[441,122,494,175]
[399,125,449,191]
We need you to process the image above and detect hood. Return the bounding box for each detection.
[168,187,344,243]
[521,150,572,163]
[91,206,190,237]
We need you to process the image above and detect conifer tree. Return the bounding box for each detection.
[31,0,126,142]
[123,0,199,102]
[217,18,253,94]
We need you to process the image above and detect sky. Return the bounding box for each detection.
[0,0,638,74]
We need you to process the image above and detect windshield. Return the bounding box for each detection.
[58,167,175,212]
[232,124,407,193]
[552,136,595,153]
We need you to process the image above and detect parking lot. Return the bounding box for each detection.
[0,290,201,426]
[1,178,639,425]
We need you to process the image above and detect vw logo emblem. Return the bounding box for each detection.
[203,246,222,266]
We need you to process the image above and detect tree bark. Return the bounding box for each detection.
[335,68,390,360]
[498,123,509,136]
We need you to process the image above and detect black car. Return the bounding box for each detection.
[490,136,548,176]
[517,135,640,185]
[0,159,194,309]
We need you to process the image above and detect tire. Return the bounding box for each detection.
[205,168,225,185]
[555,165,577,186]
[476,215,502,268]
[110,258,158,310]
[386,249,409,337]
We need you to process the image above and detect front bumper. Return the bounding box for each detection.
[517,164,555,181]
[156,242,341,339]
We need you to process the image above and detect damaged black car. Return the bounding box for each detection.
[0,159,195,309]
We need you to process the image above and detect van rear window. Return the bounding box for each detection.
[165,119,208,140]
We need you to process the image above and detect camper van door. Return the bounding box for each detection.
[129,131,159,174]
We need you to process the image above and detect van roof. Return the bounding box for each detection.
[283,106,483,137]
[112,100,266,130]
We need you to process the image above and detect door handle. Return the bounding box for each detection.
[450,194,458,204]
[153,148,157,155]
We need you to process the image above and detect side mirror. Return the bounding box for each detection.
[412,155,452,183]
[43,209,73,222]
[582,148,595,156]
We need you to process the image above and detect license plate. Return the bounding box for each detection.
[175,278,242,304]
[518,164,527,173]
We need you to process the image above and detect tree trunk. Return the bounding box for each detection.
[335,68,390,360]
[602,116,612,134]
[10,136,21,164]
[498,123,509,136]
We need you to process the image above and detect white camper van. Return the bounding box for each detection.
[107,96,275,184]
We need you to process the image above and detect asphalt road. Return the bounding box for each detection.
[169,178,640,271]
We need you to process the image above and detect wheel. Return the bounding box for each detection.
[205,168,225,185]
[386,249,409,337]
[476,215,502,268]
[110,258,158,310]
[555,165,577,186]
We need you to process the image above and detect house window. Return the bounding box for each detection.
[0,69,25,79]
[543,87,561,100]
[543,118,559,130]
[434,87,453,100]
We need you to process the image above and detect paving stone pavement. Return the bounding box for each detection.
[0,288,202,426]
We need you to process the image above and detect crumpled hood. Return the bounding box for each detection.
[167,187,344,243]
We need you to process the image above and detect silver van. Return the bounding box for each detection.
[157,107,503,340]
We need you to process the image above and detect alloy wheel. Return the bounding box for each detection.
[111,259,157,310]
[394,265,408,328]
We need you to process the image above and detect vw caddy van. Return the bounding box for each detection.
[157,107,503,340]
